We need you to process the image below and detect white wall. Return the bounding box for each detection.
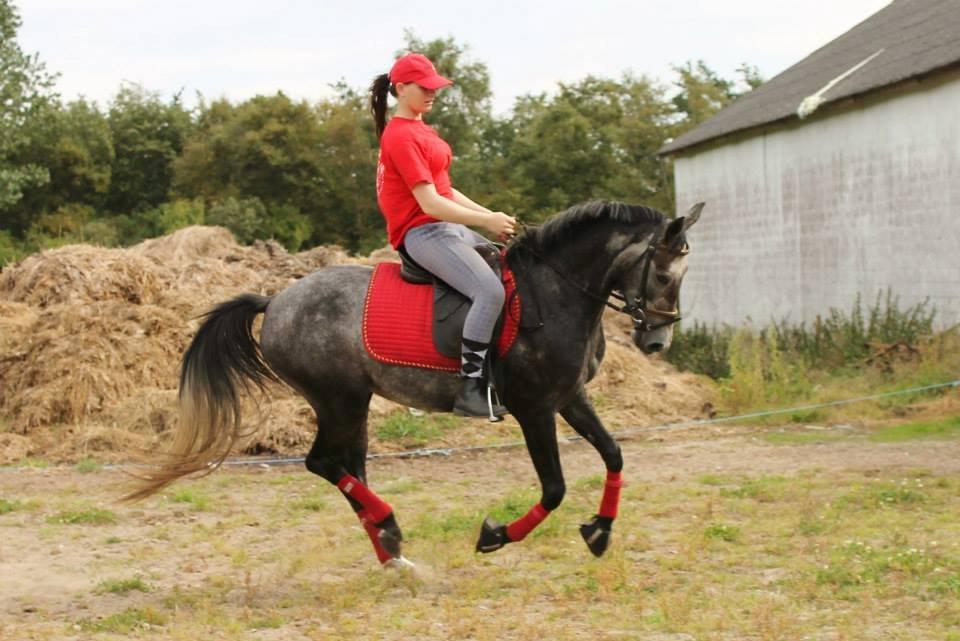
[674,75,960,329]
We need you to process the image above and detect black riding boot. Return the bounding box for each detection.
[454,338,508,420]
[454,376,508,419]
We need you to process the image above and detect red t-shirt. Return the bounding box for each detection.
[376,117,454,248]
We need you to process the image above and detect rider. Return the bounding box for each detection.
[369,52,516,418]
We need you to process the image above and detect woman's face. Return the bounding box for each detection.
[396,82,439,115]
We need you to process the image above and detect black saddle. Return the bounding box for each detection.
[397,244,506,359]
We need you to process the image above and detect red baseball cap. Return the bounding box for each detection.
[389,53,453,90]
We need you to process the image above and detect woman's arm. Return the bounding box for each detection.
[412,183,515,238]
[450,188,491,214]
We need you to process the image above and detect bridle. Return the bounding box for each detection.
[511,223,686,333]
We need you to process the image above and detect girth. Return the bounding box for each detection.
[397,244,506,359]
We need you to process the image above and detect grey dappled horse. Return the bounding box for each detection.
[128,200,702,565]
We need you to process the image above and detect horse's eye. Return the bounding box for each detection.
[655,273,671,286]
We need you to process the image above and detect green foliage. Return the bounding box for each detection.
[666,293,947,417]
[0,29,765,257]
[0,0,57,213]
[106,83,193,215]
[0,498,21,514]
[667,321,732,379]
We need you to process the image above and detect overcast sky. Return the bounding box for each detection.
[18,0,892,115]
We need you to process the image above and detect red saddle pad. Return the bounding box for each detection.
[362,260,521,372]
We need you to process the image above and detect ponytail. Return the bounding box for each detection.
[369,73,396,140]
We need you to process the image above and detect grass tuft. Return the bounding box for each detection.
[95,576,151,595]
[77,607,167,633]
[47,507,117,525]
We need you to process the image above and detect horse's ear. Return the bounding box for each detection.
[664,202,705,246]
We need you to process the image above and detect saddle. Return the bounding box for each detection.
[397,244,506,359]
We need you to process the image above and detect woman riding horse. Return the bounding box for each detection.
[370,52,516,418]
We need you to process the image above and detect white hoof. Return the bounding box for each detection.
[384,556,416,570]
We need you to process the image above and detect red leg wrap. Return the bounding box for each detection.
[506,503,550,542]
[357,509,393,564]
[337,474,392,523]
[598,471,623,519]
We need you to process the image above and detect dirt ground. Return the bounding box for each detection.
[2,425,959,640]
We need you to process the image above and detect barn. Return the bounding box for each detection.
[659,0,960,329]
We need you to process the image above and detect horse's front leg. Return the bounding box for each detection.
[559,388,623,557]
[476,410,565,554]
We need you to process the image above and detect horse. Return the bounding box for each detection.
[127,199,703,566]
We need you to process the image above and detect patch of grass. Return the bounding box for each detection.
[374,412,456,448]
[719,475,788,502]
[169,489,211,511]
[838,480,929,510]
[869,416,960,442]
[0,498,21,514]
[703,522,740,542]
[74,458,103,473]
[408,510,478,542]
[381,477,423,494]
[47,507,117,525]
[762,430,849,446]
[573,474,605,491]
[95,576,151,595]
[247,614,285,630]
[290,492,327,513]
[77,607,167,633]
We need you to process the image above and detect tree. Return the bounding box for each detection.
[172,93,323,250]
[502,74,676,219]
[105,83,193,214]
[0,0,57,222]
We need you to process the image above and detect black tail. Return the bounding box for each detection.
[125,294,278,500]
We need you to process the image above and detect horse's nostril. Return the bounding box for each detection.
[646,342,664,353]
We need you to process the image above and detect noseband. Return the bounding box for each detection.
[513,223,685,333]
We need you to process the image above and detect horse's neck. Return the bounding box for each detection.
[522,221,643,322]
[546,221,639,291]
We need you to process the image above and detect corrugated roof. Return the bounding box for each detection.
[659,0,960,155]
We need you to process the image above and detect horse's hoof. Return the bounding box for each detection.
[383,555,416,570]
[579,516,613,557]
[378,526,403,558]
[376,513,404,558]
[475,516,508,553]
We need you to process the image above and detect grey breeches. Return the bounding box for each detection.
[402,222,504,344]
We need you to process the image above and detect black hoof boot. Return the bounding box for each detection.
[454,377,507,421]
[579,516,613,557]
[475,517,509,553]
[376,514,403,558]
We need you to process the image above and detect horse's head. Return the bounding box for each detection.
[619,202,703,354]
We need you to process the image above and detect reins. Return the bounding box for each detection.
[509,222,683,333]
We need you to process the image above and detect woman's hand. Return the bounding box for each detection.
[486,211,516,242]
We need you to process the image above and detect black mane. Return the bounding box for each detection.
[515,200,664,252]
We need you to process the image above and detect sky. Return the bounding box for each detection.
[17,0,893,115]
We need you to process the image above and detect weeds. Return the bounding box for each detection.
[76,607,167,633]
[0,498,21,514]
[95,576,151,595]
[666,292,956,420]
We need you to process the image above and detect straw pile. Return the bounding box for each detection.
[0,227,714,464]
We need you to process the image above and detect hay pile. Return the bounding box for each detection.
[0,227,713,464]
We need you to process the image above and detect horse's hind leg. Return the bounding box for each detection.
[559,389,623,557]
[303,393,405,565]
